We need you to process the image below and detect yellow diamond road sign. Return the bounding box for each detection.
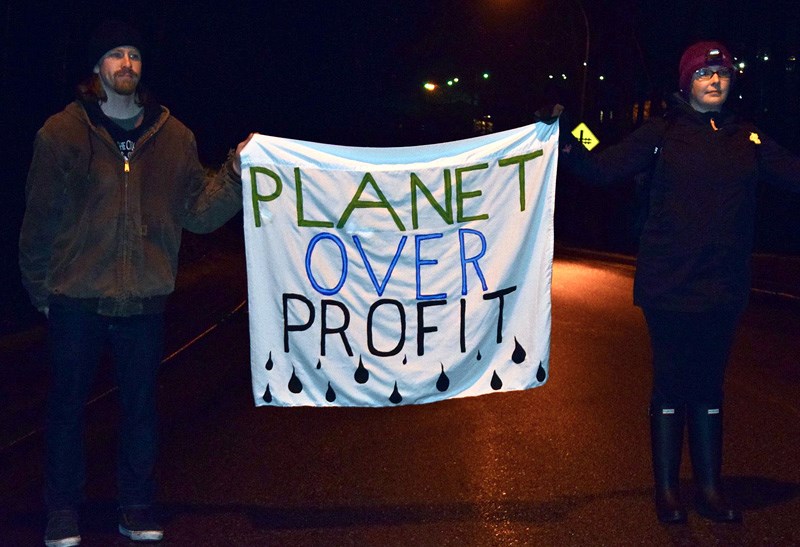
[572,122,599,151]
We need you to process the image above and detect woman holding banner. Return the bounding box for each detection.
[545,41,800,524]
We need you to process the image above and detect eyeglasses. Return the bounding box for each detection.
[694,67,733,81]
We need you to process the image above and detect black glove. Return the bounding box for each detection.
[532,104,564,125]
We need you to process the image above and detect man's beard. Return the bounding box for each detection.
[111,70,139,95]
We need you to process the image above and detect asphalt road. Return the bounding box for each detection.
[2,250,799,546]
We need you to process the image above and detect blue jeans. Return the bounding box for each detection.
[45,299,165,511]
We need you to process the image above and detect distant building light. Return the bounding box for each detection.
[738,62,746,69]
[423,82,437,91]
[453,77,460,83]
[482,72,490,79]
[548,74,554,79]
[447,80,454,86]
[789,56,797,62]
[561,73,567,80]
[583,61,587,67]
[763,54,769,61]
[598,75,605,81]
[473,116,494,135]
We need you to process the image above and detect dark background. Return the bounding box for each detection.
[2,0,799,330]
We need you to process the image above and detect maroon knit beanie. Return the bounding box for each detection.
[678,41,734,94]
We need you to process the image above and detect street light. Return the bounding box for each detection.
[575,0,590,120]
[480,0,588,117]
[544,1,590,118]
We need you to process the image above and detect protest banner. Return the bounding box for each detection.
[239,123,558,407]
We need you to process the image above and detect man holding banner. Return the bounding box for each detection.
[19,19,251,546]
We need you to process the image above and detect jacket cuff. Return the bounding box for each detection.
[221,152,243,184]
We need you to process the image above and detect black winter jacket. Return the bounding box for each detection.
[560,94,800,311]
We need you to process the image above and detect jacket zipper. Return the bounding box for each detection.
[122,153,131,302]
[86,112,163,309]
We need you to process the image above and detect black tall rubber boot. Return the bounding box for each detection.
[687,404,742,522]
[650,405,687,523]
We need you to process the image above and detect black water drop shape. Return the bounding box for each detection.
[325,382,336,402]
[536,361,547,382]
[436,363,450,392]
[476,350,482,361]
[389,382,403,404]
[511,337,527,364]
[354,356,369,384]
[491,370,503,390]
[262,384,272,403]
[288,366,303,394]
[402,355,408,365]
[316,359,322,370]
[265,352,273,371]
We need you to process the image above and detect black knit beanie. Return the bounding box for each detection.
[87,19,143,71]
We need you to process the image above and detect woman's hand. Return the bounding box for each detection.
[533,104,565,125]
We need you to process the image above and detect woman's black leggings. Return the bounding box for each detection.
[643,306,742,409]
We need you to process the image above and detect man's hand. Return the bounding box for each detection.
[232,133,255,176]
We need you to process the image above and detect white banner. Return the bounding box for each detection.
[240,123,558,407]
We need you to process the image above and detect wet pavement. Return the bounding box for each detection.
[1,242,799,546]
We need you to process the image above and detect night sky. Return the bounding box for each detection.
[7,1,800,153]
[5,2,800,147]
[2,0,799,313]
